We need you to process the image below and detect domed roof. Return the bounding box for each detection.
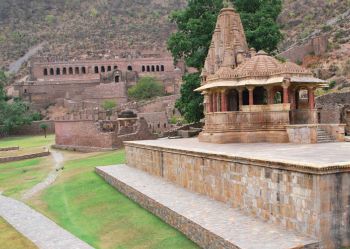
[232,50,281,78]
[279,61,311,75]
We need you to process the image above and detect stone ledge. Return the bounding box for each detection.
[0,151,50,163]
[124,139,350,174]
[52,144,115,153]
[0,146,19,152]
[96,165,319,249]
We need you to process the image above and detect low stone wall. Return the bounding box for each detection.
[125,142,350,249]
[0,151,50,163]
[10,121,55,136]
[286,124,345,143]
[0,146,19,151]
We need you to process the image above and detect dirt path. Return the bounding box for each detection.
[22,150,64,200]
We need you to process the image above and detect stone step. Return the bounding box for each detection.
[96,165,319,249]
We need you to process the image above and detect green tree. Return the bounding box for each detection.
[102,100,117,118]
[175,73,204,123]
[39,123,48,138]
[128,77,164,101]
[0,70,32,134]
[167,0,283,122]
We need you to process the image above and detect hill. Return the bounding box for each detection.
[0,0,186,69]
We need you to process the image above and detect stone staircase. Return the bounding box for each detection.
[317,127,335,143]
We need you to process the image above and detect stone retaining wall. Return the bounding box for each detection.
[0,147,19,151]
[0,151,50,163]
[125,142,350,249]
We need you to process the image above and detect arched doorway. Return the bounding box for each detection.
[253,86,267,105]
[227,89,239,111]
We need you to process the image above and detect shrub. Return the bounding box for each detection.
[128,77,164,101]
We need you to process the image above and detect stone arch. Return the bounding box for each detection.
[101,66,105,73]
[156,65,160,72]
[242,89,249,105]
[127,65,133,71]
[43,68,48,76]
[274,86,283,104]
[161,65,165,71]
[69,67,73,75]
[50,68,54,75]
[115,75,120,83]
[107,65,111,71]
[56,68,61,75]
[62,68,67,75]
[114,65,118,70]
[94,66,99,74]
[142,66,145,72]
[75,67,79,74]
[147,66,150,72]
[81,67,86,74]
[228,89,239,111]
[151,65,155,72]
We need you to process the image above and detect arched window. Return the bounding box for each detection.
[101,66,105,73]
[43,68,48,76]
[50,68,54,75]
[127,65,133,71]
[164,123,167,128]
[161,65,165,71]
[69,67,73,75]
[151,65,155,72]
[24,89,27,94]
[62,68,67,75]
[56,68,61,75]
[94,66,99,74]
[147,66,150,72]
[75,67,79,74]
[114,65,118,70]
[142,66,145,72]
[115,75,120,83]
[107,66,111,71]
[156,65,160,72]
[81,67,86,74]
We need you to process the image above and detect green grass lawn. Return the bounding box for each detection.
[0,217,38,249]
[0,135,55,198]
[0,135,55,149]
[29,151,198,249]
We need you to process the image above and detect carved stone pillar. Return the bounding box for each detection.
[213,92,217,112]
[238,88,243,110]
[265,86,274,105]
[208,92,213,113]
[308,86,315,109]
[247,86,254,106]
[221,89,228,112]
[289,88,297,110]
[282,80,291,104]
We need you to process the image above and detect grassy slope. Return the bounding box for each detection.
[0,135,55,149]
[29,151,198,249]
[0,217,38,249]
[0,135,55,198]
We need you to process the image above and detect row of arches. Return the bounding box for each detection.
[43,66,87,76]
[142,65,165,73]
[42,65,133,76]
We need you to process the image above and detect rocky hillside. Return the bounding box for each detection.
[278,0,350,92]
[0,0,349,91]
[0,0,185,69]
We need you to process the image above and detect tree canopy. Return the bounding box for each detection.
[0,70,34,134]
[167,0,283,122]
[128,77,164,101]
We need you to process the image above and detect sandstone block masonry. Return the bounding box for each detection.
[124,140,350,249]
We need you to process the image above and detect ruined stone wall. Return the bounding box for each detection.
[279,35,328,63]
[10,121,55,136]
[316,91,350,134]
[55,120,115,149]
[125,142,350,249]
[138,112,171,133]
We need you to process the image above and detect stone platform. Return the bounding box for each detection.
[121,138,350,249]
[97,165,318,249]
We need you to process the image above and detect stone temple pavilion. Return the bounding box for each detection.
[195,5,344,143]
[98,3,350,249]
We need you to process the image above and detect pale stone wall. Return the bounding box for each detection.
[125,142,350,249]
